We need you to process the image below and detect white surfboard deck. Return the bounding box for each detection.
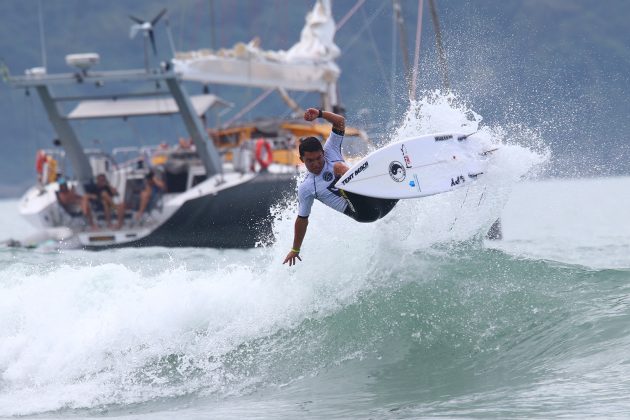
[335,132,493,199]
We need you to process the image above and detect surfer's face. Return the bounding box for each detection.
[301,151,325,175]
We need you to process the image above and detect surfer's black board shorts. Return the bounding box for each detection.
[341,190,398,223]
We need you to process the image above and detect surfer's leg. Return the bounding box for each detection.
[376,198,399,219]
[342,191,398,223]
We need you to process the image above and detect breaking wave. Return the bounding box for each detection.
[0,93,557,417]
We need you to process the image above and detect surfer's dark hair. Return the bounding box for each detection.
[298,136,323,157]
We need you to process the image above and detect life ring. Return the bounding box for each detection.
[255,138,273,169]
[35,150,46,175]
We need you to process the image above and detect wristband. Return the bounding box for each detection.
[317,109,323,118]
[291,248,300,253]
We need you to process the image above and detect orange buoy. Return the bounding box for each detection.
[254,138,273,169]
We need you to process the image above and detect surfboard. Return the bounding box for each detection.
[335,132,493,199]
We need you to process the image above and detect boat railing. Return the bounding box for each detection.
[112,146,148,170]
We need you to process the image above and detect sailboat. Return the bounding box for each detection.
[7,0,368,249]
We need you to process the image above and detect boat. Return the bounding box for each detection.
[7,0,368,249]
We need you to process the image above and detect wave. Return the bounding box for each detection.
[3,246,628,417]
[0,92,565,416]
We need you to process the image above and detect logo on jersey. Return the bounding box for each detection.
[389,161,406,182]
[323,171,333,182]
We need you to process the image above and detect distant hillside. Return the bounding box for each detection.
[0,0,629,197]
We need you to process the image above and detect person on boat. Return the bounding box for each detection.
[85,174,126,229]
[177,137,194,151]
[150,142,170,166]
[283,108,398,266]
[56,178,97,230]
[38,153,58,185]
[134,171,166,222]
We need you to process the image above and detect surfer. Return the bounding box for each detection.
[283,108,398,266]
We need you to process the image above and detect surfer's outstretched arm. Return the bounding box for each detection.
[283,217,308,266]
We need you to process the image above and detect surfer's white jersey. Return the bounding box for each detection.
[297,131,348,217]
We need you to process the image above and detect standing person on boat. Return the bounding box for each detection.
[283,108,398,266]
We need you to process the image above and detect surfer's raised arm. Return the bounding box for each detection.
[303,108,345,134]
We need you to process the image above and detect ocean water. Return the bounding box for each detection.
[3,97,630,418]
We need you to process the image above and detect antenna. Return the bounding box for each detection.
[129,8,167,70]
[37,0,47,70]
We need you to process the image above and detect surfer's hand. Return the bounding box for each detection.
[283,250,302,266]
[304,108,319,121]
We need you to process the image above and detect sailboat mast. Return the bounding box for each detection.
[392,0,411,96]
[428,0,449,90]
[395,0,450,98]
[208,0,217,50]
[410,0,424,101]
[37,0,47,70]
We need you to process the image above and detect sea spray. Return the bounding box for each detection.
[272,91,547,252]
